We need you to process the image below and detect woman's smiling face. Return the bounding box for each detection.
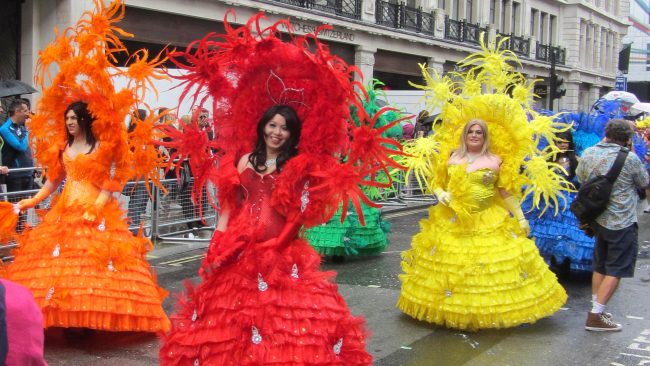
[264,113,290,151]
[465,123,485,150]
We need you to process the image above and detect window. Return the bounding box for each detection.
[438,0,446,9]
[466,0,473,22]
[531,9,538,38]
[646,43,650,71]
[501,0,508,32]
[540,12,547,43]
[549,15,557,45]
[452,0,460,20]
[512,2,520,34]
[490,0,496,24]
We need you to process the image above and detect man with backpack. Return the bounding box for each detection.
[576,119,649,332]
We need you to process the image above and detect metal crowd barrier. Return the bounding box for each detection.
[0,166,218,261]
[1,165,435,262]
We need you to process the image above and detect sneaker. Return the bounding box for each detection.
[585,312,622,332]
[644,207,650,214]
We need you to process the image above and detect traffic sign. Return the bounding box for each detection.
[615,76,627,91]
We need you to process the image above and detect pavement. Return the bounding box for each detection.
[41,197,650,366]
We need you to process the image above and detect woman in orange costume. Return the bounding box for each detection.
[0,1,169,332]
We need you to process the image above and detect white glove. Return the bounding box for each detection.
[434,188,451,206]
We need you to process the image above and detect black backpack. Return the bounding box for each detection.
[570,148,629,224]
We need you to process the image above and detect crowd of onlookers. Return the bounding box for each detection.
[0,100,214,234]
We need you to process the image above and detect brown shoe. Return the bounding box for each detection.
[585,312,622,332]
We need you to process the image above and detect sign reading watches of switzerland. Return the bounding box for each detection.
[278,22,356,42]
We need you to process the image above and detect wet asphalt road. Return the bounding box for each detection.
[42,203,650,366]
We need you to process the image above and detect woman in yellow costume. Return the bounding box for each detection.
[397,36,569,330]
[0,1,170,332]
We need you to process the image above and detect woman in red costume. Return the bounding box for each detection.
[0,1,170,333]
[159,12,402,366]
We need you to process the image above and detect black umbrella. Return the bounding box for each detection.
[421,115,438,125]
[0,80,38,98]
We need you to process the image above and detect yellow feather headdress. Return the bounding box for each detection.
[401,34,572,214]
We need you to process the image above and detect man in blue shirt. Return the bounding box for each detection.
[0,100,34,223]
[577,119,649,332]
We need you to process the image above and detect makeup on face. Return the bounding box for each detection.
[66,110,80,137]
[264,114,290,151]
[465,124,485,149]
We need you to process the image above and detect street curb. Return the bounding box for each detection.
[381,201,434,214]
[149,201,435,259]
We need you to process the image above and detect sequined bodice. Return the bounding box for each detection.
[237,168,286,241]
[60,153,102,207]
[447,165,498,212]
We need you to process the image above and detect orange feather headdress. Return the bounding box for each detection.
[31,0,167,192]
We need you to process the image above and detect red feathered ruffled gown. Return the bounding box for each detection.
[160,167,372,365]
[4,152,170,332]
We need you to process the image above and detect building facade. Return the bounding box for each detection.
[11,0,630,112]
[622,0,650,101]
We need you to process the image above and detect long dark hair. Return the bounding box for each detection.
[248,105,301,173]
[554,130,578,180]
[65,101,97,152]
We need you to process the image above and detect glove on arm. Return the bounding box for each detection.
[503,195,530,236]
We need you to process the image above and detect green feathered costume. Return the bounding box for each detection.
[305,81,403,256]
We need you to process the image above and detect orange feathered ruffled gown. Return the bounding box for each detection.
[5,152,170,332]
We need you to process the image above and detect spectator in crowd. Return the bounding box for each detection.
[124,108,150,234]
[0,105,7,196]
[401,122,415,140]
[0,100,34,229]
[414,110,429,138]
[157,108,182,214]
[184,107,212,230]
[577,119,649,331]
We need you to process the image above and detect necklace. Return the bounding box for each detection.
[265,158,277,167]
[467,153,481,163]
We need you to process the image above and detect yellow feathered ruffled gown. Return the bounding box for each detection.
[397,165,567,330]
[5,152,169,331]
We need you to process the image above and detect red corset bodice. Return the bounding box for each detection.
[235,167,286,241]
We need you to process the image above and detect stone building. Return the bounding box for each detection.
[4,0,630,112]
[622,0,650,101]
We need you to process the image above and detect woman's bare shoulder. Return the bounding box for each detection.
[237,153,251,174]
[486,153,502,164]
[448,150,461,164]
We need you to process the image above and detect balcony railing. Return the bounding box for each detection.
[270,0,362,19]
[376,0,399,27]
[269,0,565,66]
[400,5,434,34]
[551,46,566,65]
[444,16,487,45]
[536,42,549,61]
[535,42,566,65]
[496,33,530,56]
[375,0,435,35]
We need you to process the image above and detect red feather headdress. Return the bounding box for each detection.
[161,12,404,226]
